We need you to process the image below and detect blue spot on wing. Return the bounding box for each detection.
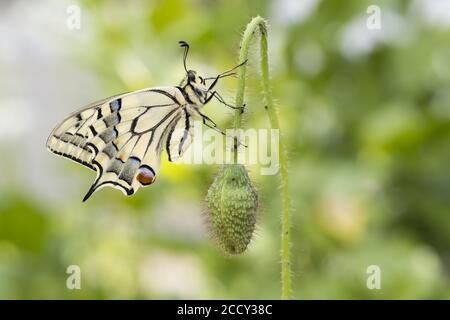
[110,99,122,112]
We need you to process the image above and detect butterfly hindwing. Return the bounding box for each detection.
[166,107,193,162]
[47,87,187,200]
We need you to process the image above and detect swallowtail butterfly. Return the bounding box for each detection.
[47,41,245,201]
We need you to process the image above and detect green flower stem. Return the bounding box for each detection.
[233,16,292,299]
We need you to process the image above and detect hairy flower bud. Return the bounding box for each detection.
[206,164,258,254]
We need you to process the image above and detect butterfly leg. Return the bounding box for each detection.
[191,107,247,148]
[197,111,226,136]
[204,91,246,113]
[204,59,248,91]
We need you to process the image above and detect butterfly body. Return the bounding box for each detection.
[47,41,244,201]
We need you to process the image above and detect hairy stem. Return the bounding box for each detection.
[233,16,292,299]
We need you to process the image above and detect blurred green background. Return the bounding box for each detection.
[0,0,450,299]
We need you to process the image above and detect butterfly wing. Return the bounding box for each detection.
[165,107,193,162]
[47,87,187,201]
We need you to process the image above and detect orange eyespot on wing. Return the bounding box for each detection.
[137,165,156,186]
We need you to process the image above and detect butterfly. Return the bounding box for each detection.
[47,41,245,201]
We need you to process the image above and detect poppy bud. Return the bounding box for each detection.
[206,164,258,254]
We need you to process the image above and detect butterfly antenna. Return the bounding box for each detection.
[178,40,190,73]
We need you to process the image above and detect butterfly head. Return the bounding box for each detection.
[179,70,208,104]
[185,70,207,88]
[178,41,209,100]
[178,40,246,105]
